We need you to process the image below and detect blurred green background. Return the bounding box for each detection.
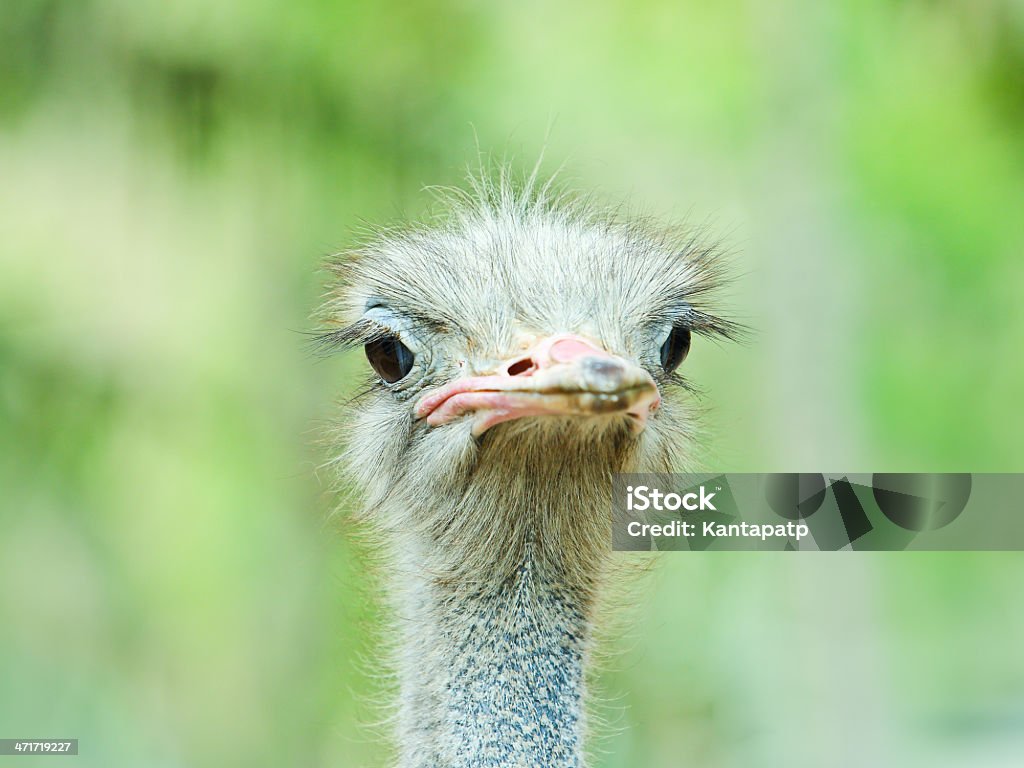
[2,1,1023,766]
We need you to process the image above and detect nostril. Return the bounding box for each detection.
[506,357,537,377]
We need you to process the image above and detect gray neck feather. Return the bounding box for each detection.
[395,544,591,768]
[366,424,639,767]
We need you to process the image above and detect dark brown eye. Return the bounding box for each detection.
[660,326,691,373]
[366,336,415,382]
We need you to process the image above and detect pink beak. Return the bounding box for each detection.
[414,334,661,437]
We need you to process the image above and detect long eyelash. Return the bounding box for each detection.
[308,315,447,359]
[664,372,704,397]
[341,374,382,408]
[685,309,749,342]
[308,318,391,357]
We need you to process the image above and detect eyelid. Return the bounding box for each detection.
[363,306,397,325]
[362,307,422,352]
[655,322,674,346]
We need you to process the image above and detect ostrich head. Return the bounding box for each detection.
[320,175,736,768]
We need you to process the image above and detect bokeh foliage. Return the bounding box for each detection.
[2,1,1023,766]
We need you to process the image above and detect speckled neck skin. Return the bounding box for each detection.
[395,545,592,768]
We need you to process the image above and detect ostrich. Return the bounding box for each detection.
[318,172,737,767]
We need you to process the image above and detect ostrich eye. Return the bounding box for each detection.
[366,336,415,382]
[659,326,691,373]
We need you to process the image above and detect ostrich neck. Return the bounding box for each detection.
[395,542,592,768]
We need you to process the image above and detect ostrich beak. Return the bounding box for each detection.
[414,334,661,436]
